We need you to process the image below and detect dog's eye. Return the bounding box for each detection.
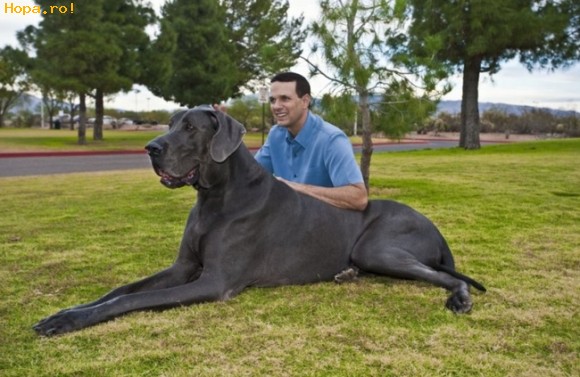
[184,122,195,132]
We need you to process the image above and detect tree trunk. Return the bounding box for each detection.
[78,93,87,145]
[460,56,482,149]
[93,88,104,141]
[358,90,373,192]
[68,98,76,130]
[0,95,19,127]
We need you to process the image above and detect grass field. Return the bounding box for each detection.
[0,128,395,153]
[0,128,266,152]
[0,139,578,376]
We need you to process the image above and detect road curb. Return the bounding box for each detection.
[0,150,148,158]
[0,140,434,159]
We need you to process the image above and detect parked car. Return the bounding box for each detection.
[51,114,71,123]
[86,116,117,128]
[133,119,158,125]
[103,116,117,127]
[118,118,134,127]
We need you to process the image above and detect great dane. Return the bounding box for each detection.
[33,106,485,336]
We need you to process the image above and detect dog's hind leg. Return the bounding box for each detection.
[351,245,473,313]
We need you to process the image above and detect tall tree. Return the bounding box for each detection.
[152,0,236,106]
[375,80,437,141]
[406,0,579,149]
[306,0,446,189]
[19,0,156,142]
[318,93,358,135]
[19,1,103,144]
[151,0,305,106]
[0,47,30,127]
[222,0,306,87]
[38,86,65,129]
[227,97,264,130]
[90,0,156,140]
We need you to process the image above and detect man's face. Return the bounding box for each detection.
[269,81,310,135]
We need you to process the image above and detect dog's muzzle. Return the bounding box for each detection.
[152,165,199,189]
[145,141,200,189]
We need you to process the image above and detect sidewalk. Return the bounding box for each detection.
[0,132,530,159]
[0,149,148,158]
[407,131,537,143]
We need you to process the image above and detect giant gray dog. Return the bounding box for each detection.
[34,106,485,336]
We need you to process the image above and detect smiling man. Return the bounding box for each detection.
[255,72,368,211]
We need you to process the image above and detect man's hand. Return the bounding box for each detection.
[277,177,368,211]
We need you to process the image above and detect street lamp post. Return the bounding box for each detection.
[40,96,45,128]
[133,88,140,112]
[258,86,269,145]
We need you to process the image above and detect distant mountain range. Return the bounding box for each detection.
[436,100,578,117]
[8,93,579,118]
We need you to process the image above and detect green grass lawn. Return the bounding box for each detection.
[0,139,578,376]
[0,128,265,152]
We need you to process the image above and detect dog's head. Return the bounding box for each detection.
[145,106,246,189]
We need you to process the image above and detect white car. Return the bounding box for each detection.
[118,118,134,126]
[103,116,117,127]
[86,116,117,128]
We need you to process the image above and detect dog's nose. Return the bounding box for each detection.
[145,141,163,157]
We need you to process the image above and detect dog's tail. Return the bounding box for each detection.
[436,265,487,292]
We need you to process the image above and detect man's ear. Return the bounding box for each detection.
[301,94,312,109]
[209,110,246,163]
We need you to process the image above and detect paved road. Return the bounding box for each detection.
[0,140,465,178]
[0,152,151,177]
[353,140,461,153]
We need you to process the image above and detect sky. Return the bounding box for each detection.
[1,0,578,112]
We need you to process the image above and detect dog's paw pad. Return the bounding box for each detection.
[445,291,473,314]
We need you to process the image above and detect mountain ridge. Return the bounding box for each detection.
[8,93,579,118]
[436,100,578,117]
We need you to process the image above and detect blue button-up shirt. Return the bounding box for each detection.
[255,112,363,187]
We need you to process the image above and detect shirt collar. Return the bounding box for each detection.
[285,112,317,148]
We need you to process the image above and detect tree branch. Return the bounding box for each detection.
[299,55,358,91]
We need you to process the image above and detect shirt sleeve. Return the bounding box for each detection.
[254,135,274,174]
[324,133,364,187]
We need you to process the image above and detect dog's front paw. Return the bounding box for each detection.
[33,309,92,337]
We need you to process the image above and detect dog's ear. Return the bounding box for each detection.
[209,110,246,163]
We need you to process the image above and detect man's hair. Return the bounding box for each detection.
[271,72,311,98]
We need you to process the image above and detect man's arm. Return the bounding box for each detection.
[279,178,368,211]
